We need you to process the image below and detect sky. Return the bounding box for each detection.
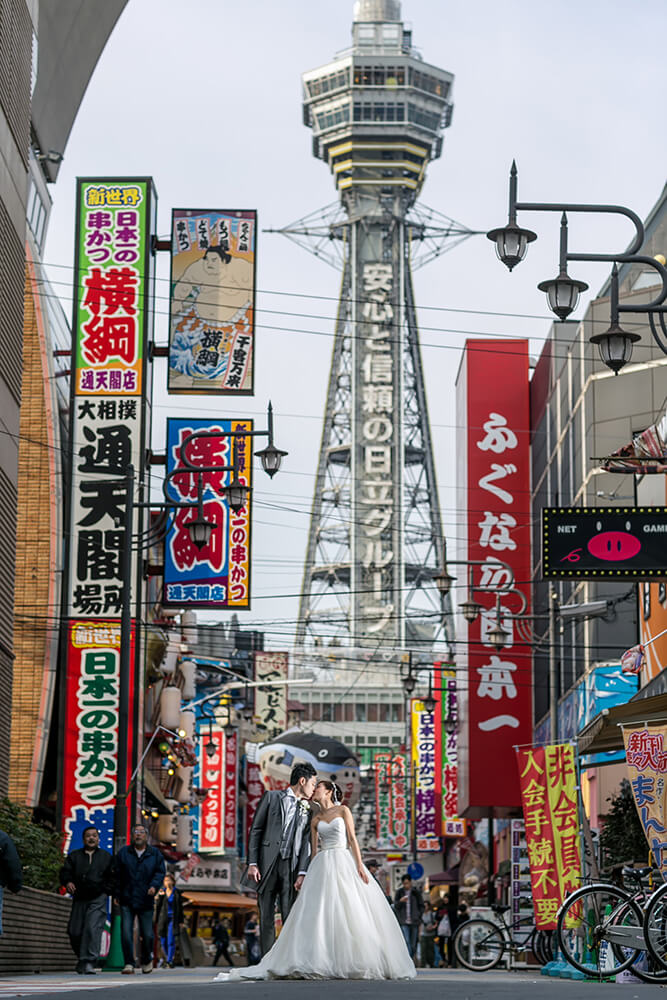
[43,0,667,649]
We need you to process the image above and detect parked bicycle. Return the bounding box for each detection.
[452,904,544,972]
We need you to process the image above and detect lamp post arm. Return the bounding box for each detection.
[183,676,313,711]
[515,201,645,259]
[121,725,179,802]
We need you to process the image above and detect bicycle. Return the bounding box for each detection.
[557,866,667,983]
[452,905,542,972]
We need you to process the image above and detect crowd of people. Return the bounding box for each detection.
[1,818,468,974]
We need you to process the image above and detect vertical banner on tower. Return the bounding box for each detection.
[456,339,533,814]
[516,745,581,929]
[168,209,256,394]
[253,652,288,738]
[163,417,252,609]
[411,699,440,850]
[64,178,155,848]
[623,724,667,873]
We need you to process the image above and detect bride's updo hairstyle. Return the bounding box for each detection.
[318,779,343,804]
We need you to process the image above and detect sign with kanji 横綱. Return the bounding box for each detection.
[543,507,667,579]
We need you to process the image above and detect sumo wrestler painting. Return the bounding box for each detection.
[168,209,256,394]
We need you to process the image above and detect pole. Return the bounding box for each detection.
[114,464,134,854]
[549,590,558,743]
[487,810,494,906]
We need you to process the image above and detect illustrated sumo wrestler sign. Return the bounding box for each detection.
[257,732,360,807]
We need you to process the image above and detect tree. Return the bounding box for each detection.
[599,779,650,869]
[0,798,63,892]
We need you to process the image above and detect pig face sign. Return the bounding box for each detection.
[543,507,667,579]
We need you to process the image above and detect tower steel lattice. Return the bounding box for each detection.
[292,0,468,658]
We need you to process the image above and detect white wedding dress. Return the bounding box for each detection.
[215,815,415,981]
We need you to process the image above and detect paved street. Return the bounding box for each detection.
[0,968,663,999]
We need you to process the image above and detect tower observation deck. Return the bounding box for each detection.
[296,1,457,657]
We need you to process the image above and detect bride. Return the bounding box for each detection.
[215,779,416,981]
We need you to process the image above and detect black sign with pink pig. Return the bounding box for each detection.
[543,507,667,579]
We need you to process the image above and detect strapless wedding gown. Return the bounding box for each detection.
[214,815,415,981]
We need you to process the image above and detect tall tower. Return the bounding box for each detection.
[296,0,456,655]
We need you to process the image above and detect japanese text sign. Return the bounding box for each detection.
[543,507,667,579]
[456,339,533,814]
[62,620,135,853]
[434,664,460,831]
[623,725,667,874]
[253,652,288,738]
[516,744,581,929]
[197,726,225,853]
[224,729,238,851]
[168,209,256,394]
[374,752,392,845]
[163,418,252,609]
[411,699,440,850]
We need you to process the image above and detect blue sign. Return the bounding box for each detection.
[407,862,424,880]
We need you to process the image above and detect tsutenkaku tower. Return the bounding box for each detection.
[295,0,458,655]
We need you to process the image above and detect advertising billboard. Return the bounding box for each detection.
[456,339,533,815]
[543,507,667,579]
[411,699,440,851]
[168,209,256,394]
[163,417,252,610]
[434,664,460,832]
[253,651,288,738]
[624,724,667,874]
[197,725,225,854]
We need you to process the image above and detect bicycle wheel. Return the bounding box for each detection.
[453,918,505,972]
[557,883,643,977]
[643,881,667,972]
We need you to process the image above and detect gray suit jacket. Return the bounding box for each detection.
[244,790,311,889]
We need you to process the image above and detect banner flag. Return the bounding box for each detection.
[623,724,667,873]
[516,744,581,929]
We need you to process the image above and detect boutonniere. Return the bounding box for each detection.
[298,800,310,818]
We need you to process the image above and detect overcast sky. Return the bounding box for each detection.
[44,0,667,647]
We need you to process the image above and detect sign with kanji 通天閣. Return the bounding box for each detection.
[515,745,581,930]
[61,621,135,854]
[253,652,288,738]
[163,417,252,609]
[543,507,667,579]
[623,725,667,874]
[168,209,256,394]
[411,699,440,851]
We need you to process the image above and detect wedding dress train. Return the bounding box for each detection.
[214,815,415,981]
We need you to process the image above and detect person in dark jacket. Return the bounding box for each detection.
[154,874,184,967]
[60,826,113,974]
[212,916,234,967]
[393,875,424,958]
[0,829,22,937]
[114,825,165,974]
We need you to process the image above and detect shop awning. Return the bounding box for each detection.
[182,891,257,910]
[428,865,460,885]
[577,691,667,758]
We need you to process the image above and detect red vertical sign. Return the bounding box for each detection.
[198,728,224,853]
[224,729,238,850]
[457,340,532,814]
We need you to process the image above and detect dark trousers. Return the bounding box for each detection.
[400,922,419,958]
[258,857,295,956]
[420,934,435,967]
[68,894,107,962]
[213,941,234,966]
[120,906,154,966]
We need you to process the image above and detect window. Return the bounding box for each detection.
[408,102,441,132]
[334,704,343,722]
[322,705,332,722]
[315,102,350,133]
[368,703,378,722]
[344,703,354,722]
[311,702,322,721]
[379,704,390,722]
[409,67,447,97]
[355,703,367,722]
[391,703,403,722]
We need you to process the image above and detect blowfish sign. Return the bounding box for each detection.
[543,507,667,579]
[623,724,667,874]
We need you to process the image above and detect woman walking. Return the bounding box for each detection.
[155,874,184,968]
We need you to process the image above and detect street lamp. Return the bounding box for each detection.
[423,672,436,715]
[488,162,667,374]
[254,402,288,479]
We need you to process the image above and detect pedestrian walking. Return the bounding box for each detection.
[366,860,392,904]
[113,824,165,974]
[154,873,184,968]
[60,826,113,974]
[393,875,424,958]
[0,829,22,937]
[212,916,234,967]
[436,903,452,966]
[243,911,260,966]
[419,900,437,968]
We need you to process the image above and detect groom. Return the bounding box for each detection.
[244,762,318,955]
